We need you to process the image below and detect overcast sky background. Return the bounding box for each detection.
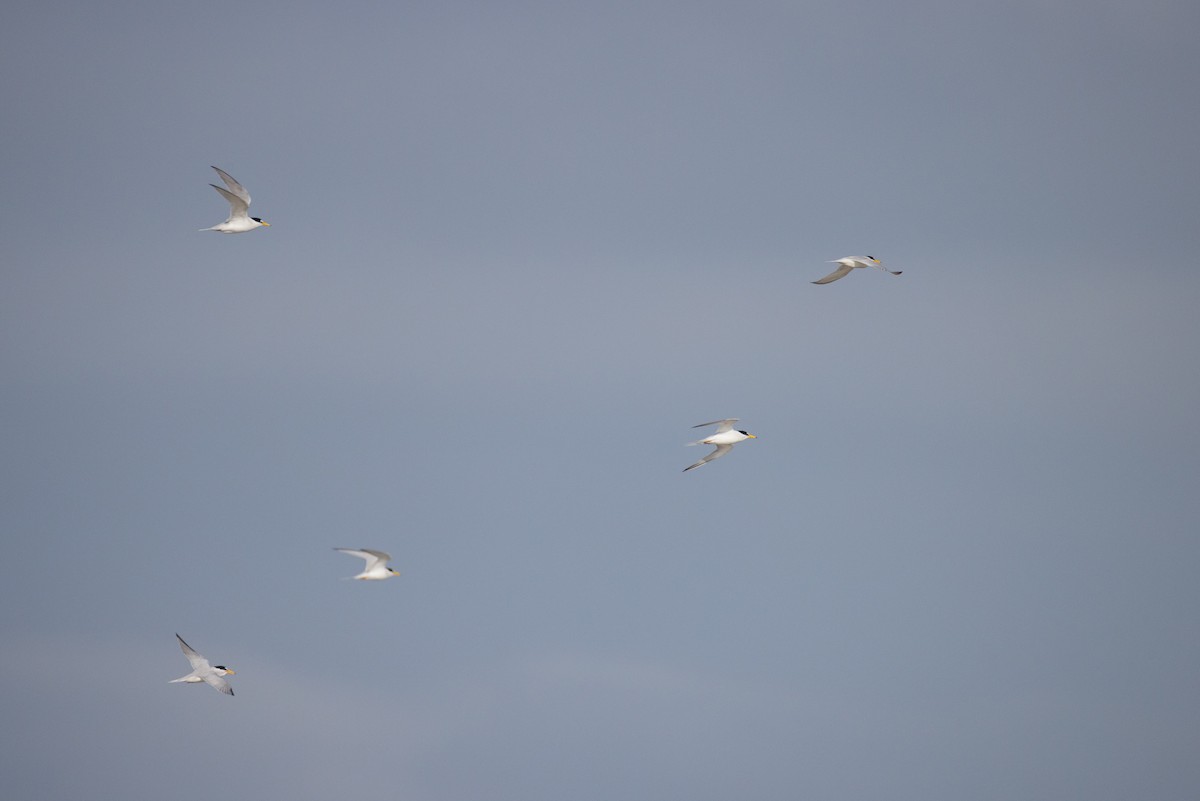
[2,1,1199,799]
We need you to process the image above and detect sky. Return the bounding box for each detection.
[2,0,1199,799]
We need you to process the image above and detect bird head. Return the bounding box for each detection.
[740,430,757,438]
[252,218,270,227]
[214,666,235,675]
[388,568,401,576]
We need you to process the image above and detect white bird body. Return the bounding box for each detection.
[694,428,753,446]
[811,255,900,284]
[335,548,401,580]
[684,418,757,471]
[200,166,270,233]
[169,634,235,696]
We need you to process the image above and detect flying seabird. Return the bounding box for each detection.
[200,166,270,233]
[169,633,235,696]
[334,548,401,580]
[811,255,900,284]
[683,419,757,472]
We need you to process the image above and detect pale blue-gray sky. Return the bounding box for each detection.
[2,1,1199,799]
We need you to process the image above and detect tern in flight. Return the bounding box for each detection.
[811,255,900,284]
[200,166,270,233]
[169,634,235,696]
[334,548,401,580]
[683,419,757,472]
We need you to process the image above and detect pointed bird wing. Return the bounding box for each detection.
[203,673,234,696]
[335,548,391,572]
[812,263,854,284]
[683,443,732,471]
[209,184,249,219]
[176,634,212,672]
[692,418,737,434]
[847,256,901,276]
[210,166,251,205]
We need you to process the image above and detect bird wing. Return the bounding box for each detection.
[847,257,901,276]
[683,443,732,471]
[692,418,737,433]
[203,673,234,696]
[812,264,854,284]
[210,166,251,205]
[176,634,212,672]
[210,184,250,219]
[335,548,391,571]
[359,548,392,562]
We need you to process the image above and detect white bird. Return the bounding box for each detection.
[683,418,757,472]
[200,166,270,233]
[169,634,235,696]
[811,255,901,284]
[334,548,401,580]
